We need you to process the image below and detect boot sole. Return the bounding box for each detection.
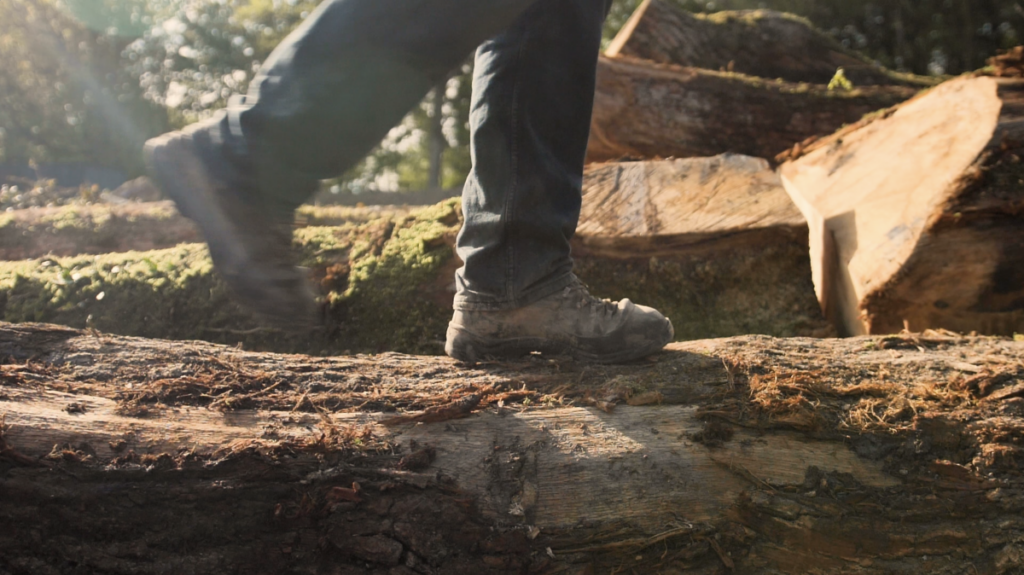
[445,324,670,364]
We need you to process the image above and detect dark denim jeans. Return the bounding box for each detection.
[203,0,610,311]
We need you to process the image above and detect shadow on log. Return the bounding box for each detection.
[2,322,1024,573]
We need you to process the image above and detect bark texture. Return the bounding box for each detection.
[587,56,917,163]
[780,75,1024,337]
[2,322,1024,574]
[607,0,936,87]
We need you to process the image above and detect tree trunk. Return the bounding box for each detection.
[607,0,936,88]
[573,155,831,339]
[3,322,1024,574]
[427,83,446,190]
[779,75,1024,337]
[587,56,918,163]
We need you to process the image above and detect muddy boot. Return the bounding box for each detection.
[445,276,673,363]
[143,122,318,331]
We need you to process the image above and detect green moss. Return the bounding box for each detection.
[333,199,461,354]
[0,213,12,229]
[0,199,463,356]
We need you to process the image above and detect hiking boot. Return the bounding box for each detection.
[143,124,318,331]
[445,276,673,363]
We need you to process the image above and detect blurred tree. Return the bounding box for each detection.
[0,0,168,176]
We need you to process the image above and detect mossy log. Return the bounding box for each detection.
[573,154,831,339]
[0,162,829,355]
[3,322,1024,574]
[0,202,414,261]
[0,200,462,356]
[587,56,917,163]
[607,0,936,87]
[780,75,1024,337]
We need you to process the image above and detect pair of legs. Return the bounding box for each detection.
[146,0,673,362]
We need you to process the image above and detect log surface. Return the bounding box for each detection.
[587,56,917,163]
[3,322,1024,573]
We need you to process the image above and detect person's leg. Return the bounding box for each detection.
[445,0,674,362]
[454,0,611,310]
[145,0,538,328]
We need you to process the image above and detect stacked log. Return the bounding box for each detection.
[0,158,833,355]
[779,75,1024,336]
[587,57,916,163]
[573,154,830,339]
[588,1,929,163]
[607,0,935,87]
[2,322,1023,573]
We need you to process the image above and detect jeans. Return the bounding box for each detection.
[202,0,610,311]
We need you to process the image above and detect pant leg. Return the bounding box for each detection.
[454,0,612,310]
[201,0,539,212]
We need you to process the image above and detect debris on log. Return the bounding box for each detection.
[2,322,1024,573]
[779,75,1024,336]
[0,201,415,261]
[607,0,936,87]
[573,154,831,339]
[587,55,917,163]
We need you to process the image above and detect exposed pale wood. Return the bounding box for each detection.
[3,322,1024,573]
[607,0,935,87]
[587,55,917,163]
[780,75,1024,336]
[576,154,805,256]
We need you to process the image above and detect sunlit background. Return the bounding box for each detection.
[1,0,1020,199]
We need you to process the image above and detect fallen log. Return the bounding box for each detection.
[2,322,1024,573]
[0,167,829,354]
[587,55,917,163]
[0,201,414,261]
[573,154,831,339]
[607,0,936,87]
[779,75,1024,336]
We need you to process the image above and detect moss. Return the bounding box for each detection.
[0,213,12,229]
[333,199,461,354]
[0,199,462,356]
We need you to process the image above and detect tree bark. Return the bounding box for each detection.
[606,0,937,87]
[587,56,918,163]
[2,322,1024,574]
[779,75,1024,337]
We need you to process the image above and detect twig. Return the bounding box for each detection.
[381,393,483,426]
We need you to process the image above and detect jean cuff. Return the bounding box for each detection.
[453,271,576,311]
